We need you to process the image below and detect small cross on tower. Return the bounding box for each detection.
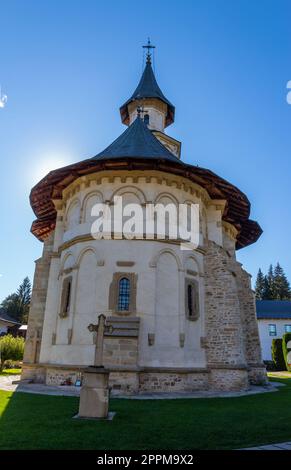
[88,314,113,367]
[143,38,155,64]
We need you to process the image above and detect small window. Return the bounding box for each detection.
[185,279,199,321]
[268,324,277,336]
[144,114,150,126]
[118,277,130,311]
[187,284,193,317]
[60,277,72,318]
[285,325,291,333]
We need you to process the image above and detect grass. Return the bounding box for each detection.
[0,377,290,450]
[0,369,21,376]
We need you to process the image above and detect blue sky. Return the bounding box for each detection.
[0,0,291,299]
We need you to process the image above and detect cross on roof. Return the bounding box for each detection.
[143,38,155,64]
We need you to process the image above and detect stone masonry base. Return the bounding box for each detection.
[22,363,267,394]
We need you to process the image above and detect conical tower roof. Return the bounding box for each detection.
[120,60,175,127]
[94,115,178,162]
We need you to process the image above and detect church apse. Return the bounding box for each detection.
[22,41,266,393]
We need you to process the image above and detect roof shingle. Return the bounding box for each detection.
[256,300,291,319]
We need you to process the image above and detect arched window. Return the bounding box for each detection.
[118,277,130,311]
[60,276,72,318]
[185,279,199,321]
[187,284,193,317]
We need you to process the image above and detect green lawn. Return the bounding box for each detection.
[0,378,290,450]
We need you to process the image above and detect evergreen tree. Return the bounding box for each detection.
[273,263,291,300]
[255,268,265,299]
[0,293,21,320]
[263,264,275,300]
[17,276,31,322]
[0,277,31,323]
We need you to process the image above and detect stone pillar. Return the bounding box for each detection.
[78,367,110,419]
[21,233,54,382]
[235,267,267,385]
[204,241,249,391]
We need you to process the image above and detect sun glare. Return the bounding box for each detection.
[31,156,71,185]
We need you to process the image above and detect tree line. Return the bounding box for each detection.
[0,277,31,324]
[255,263,291,300]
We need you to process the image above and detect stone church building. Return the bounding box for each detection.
[22,45,267,394]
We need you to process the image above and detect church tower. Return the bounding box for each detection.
[22,42,267,394]
[120,39,181,158]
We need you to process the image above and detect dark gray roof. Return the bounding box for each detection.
[0,308,19,325]
[94,116,180,163]
[120,62,175,126]
[256,300,291,319]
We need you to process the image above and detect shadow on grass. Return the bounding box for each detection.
[1,379,291,450]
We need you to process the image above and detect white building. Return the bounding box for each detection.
[22,43,266,393]
[256,300,291,361]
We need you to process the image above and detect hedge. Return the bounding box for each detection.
[271,338,286,371]
[282,333,291,372]
[0,335,24,372]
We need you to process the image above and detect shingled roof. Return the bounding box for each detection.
[28,52,262,250]
[94,116,178,162]
[120,61,175,127]
[256,300,291,319]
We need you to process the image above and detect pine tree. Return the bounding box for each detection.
[0,277,31,323]
[255,268,265,299]
[17,276,31,322]
[273,263,291,300]
[263,264,275,300]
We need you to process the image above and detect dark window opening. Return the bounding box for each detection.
[64,281,71,314]
[187,284,193,317]
[144,114,150,126]
[60,277,72,317]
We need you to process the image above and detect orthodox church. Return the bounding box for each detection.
[22,43,267,393]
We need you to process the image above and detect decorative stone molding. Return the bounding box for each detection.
[179,333,185,348]
[148,333,155,346]
[200,337,208,349]
[67,328,73,345]
[186,269,198,277]
[116,261,135,267]
[57,233,206,255]
[52,333,56,345]
[61,170,211,210]
[149,248,183,270]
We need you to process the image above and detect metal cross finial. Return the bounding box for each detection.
[143,38,155,64]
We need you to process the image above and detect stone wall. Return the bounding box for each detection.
[109,371,139,395]
[139,371,209,392]
[234,266,267,385]
[204,242,246,367]
[209,368,249,391]
[204,240,267,391]
[22,233,54,381]
[103,338,138,367]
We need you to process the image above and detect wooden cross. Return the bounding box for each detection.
[88,314,113,367]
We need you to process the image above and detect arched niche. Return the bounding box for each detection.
[81,191,103,223]
[65,198,80,231]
